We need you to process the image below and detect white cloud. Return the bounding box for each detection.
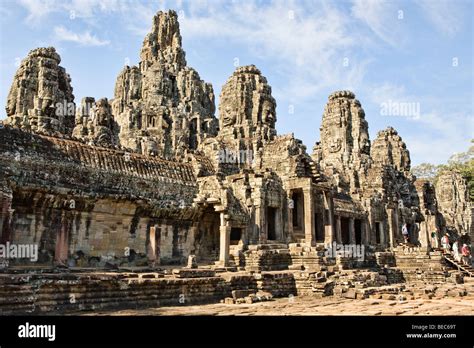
[174,1,365,102]
[54,26,110,46]
[416,0,466,36]
[403,110,472,165]
[18,0,123,25]
[18,0,57,24]
[351,0,406,47]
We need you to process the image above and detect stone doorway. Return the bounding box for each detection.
[196,208,220,262]
[340,217,350,244]
[355,219,362,244]
[267,207,277,241]
[292,190,304,239]
[230,227,242,245]
[375,222,382,244]
[315,212,324,242]
[406,223,414,243]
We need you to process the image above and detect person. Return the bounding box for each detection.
[402,224,409,243]
[431,230,439,249]
[452,240,461,262]
[461,244,471,266]
[441,233,450,252]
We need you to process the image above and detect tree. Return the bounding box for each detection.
[411,140,473,201]
[439,140,474,201]
[411,162,439,180]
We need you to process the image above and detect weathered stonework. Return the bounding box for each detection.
[371,127,411,172]
[313,90,370,192]
[436,170,472,238]
[111,10,218,158]
[72,97,118,147]
[5,47,75,136]
[0,9,472,314]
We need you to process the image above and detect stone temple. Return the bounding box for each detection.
[0,10,472,314]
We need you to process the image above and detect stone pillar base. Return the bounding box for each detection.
[219,225,231,267]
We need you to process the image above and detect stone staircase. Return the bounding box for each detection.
[309,162,322,182]
[392,247,450,282]
[244,244,291,272]
[443,253,474,277]
[288,242,329,271]
[228,245,245,268]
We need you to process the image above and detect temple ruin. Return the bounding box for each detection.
[0,10,472,314]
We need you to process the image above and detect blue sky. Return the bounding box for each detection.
[0,0,472,165]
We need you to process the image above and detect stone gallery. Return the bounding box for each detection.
[0,10,472,314]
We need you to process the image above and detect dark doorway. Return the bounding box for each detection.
[230,228,242,245]
[189,118,198,150]
[375,222,382,244]
[315,213,324,242]
[406,223,413,242]
[354,219,362,244]
[340,217,350,244]
[292,191,303,229]
[267,207,277,240]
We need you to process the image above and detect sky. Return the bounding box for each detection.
[0,0,472,166]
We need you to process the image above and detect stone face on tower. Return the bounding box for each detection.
[72,97,118,147]
[371,127,411,172]
[5,47,75,136]
[197,65,278,175]
[111,10,218,158]
[140,10,187,70]
[436,170,472,236]
[218,65,277,144]
[313,90,370,191]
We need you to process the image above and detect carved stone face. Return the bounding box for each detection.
[328,128,342,153]
[262,100,275,126]
[221,105,237,127]
[439,186,453,202]
[360,132,370,154]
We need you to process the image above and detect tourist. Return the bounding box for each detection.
[461,244,471,266]
[441,233,450,252]
[402,224,409,243]
[452,240,461,262]
[431,230,439,249]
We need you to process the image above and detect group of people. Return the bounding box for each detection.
[441,232,472,266]
[399,224,471,266]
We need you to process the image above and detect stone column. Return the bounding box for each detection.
[303,188,315,246]
[393,207,400,242]
[336,215,342,244]
[349,217,355,244]
[379,222,385,246]
[361,219,368,245]
[54,211,69,265]
[219,212,231,267]
[387,207,396,249]
[275,207,283,242]
[419,214,432,254]
[323,190,335,245]
[0,192,13,244]
[254,205,263,244]
[287,193,294,243]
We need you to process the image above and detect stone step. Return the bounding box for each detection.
[247,243,288,251]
